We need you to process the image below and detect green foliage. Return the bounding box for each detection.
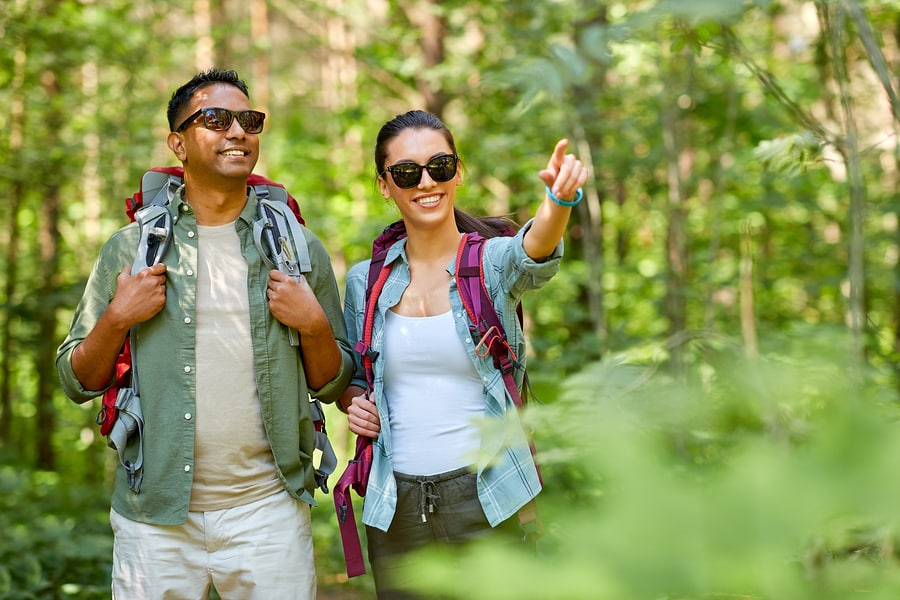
[0,466,111,599]
[395,332,900,599]
[753,130,825,177]
[1,0,899,596]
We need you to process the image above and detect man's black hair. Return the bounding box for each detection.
[167,68,250,131]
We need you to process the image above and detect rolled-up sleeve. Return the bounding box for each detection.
[485,219,563,302]
[57,229,136,403]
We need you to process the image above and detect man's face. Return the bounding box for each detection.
[171,83,261,182]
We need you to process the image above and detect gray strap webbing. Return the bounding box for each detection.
[111,202,172,493]
[251,192,336,493]
[252,194,312,275]
[107,386,145,493]
[309,398,338,494]
[253,194,311,346]
[132,205,173,274]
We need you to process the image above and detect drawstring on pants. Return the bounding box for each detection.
[418,480,441,523]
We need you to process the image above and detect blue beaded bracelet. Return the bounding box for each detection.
[545,185,583,207]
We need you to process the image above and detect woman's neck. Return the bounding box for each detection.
[404,221,461,265]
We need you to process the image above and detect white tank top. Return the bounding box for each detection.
[382,310,484,475]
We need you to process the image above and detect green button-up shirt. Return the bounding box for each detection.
[57,187,353,525]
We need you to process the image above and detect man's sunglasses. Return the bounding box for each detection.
[174,107,266,134]
[381,154,459,189]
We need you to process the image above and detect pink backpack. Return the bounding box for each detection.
[332,220,539,578]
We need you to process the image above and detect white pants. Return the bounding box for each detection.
[110,490,316,599]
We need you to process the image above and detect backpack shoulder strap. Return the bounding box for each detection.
[355,220,407,386]
[332,222,407,579]
[253,189,311,275]
[454,232,542,489]
[127,167,184,221]
[356,262,392,389]
[365,220,407,299]
[132,205,173,273]
[454,233,520,383]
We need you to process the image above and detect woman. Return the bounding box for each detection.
[339,110,587,598]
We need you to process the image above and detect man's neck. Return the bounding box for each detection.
[182,174,248,226]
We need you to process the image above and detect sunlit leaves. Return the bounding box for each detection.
[404,340,900,599]
[753,130,825,176]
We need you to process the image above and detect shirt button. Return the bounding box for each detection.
[184,413,192,420]
[465,338,472,344]
[184,465,191,472]
[456,312,463,318]
[188,230,195,238]
[184,366,192,373]
[186,269,194,277]
[184,317,192,324]
[181,205,189,212]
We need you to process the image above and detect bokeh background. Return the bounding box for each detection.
[1,0,899,597]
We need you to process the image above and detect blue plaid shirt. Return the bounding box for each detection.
[342,221,562,531]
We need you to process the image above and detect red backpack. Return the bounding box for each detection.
[332,220,540,578]
[96,168,338,494]
[97,167,306,434]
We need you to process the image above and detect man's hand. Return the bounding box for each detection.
[108,263,168,329]
[266,270,329,336]
[71,262,167,393]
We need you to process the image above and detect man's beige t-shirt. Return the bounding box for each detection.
[189,221,282,511]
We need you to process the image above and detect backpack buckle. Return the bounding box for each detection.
[474,324,518,369]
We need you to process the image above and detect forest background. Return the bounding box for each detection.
[1,0,899,598]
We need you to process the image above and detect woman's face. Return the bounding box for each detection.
[378,127,461,232]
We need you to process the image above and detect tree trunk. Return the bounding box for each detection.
[35,182,62,471]
[821,1,868,378]
[660,39,694,374]
[893,12,900,395]
[740,223,759,359]
[403,0,447,117]
[34,70,65,471]
[194,0,214,70]
[1,30,28,443]
[251,0,271,174]
[571,4,609,355]
[704,80,739,331]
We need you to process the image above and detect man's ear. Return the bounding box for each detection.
[167,132,186,161]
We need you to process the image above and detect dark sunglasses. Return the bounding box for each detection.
[381,154,459,189]
[174,107,266,134]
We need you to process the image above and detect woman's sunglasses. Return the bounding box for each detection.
[174,107,266,134]
[381,154,459,189]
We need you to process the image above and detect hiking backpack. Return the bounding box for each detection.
[332,220,541,578]
[96,166,337,494]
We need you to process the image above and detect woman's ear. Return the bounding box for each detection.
[378,176,391,199]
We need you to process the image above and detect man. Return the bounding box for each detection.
[57,68,352,599]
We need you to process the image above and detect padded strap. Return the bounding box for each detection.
[132,204,173,275]
[107,387,145,493]
[253,197,310,346]
[309,398,338,494]
[253,197,311,275]
[333,435,373,578]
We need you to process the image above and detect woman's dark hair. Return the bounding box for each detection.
[167,68,250,131]
[375,110,519,238]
